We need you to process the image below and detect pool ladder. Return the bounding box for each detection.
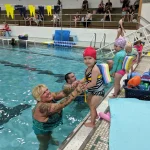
[96,24,150,58]
[90,33,106,49]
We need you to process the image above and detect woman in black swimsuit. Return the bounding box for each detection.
[116,16,126,40]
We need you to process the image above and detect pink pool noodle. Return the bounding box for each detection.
[99,112,110,122]
[106,112,110,117]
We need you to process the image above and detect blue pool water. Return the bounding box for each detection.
[0,45,112,150]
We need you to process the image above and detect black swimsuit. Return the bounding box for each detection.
[118,20,124,30]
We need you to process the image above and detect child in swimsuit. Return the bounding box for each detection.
[73,11,81,27]
[134,40,144,63]
[116,16,126,40]
[108,37,126,98]
[82,47,105,128]
[125,42,139,72]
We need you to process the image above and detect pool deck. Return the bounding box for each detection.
[60,56,150,150]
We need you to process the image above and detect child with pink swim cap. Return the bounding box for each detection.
[107,37,126,98]
[82,47,105,128]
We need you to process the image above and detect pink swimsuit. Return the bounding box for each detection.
[134,45,143,53]
[117,69,126,76]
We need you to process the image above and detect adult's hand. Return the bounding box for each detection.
[74,83,85,96]
[72,80,80,88]
[49,83,86,113]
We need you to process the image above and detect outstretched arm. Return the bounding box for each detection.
[49,84,84,113]
[80,78,86,83]
[52,91,67,101]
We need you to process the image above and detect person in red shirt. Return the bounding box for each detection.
[3,23,11,37]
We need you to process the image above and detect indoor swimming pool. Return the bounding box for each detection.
[0,45,112,150]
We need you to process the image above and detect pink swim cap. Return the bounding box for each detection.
[83,47,96,59]
[114,37,126,48]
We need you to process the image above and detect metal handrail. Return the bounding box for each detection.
[0,13,138,16]
[90,33,96,48]
[99,33,106,48]
[143,0,150,3]
[140,16,150,24]
[97,23,150,50]
[0,13,138,28]
[97,23,150,57]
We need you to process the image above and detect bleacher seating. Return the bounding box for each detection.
[0,8,138,29]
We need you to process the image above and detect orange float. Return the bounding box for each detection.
[127,76,141,88]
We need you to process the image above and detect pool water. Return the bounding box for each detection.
[0,45,112,150]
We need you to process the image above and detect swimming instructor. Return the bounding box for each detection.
[32,83,84,150]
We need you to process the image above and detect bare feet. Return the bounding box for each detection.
[110,90,121,98]
[111,90,121,96]
[84,122,95,128]
[88,114,99,120]
[109,94,117,98]
[50,139,59,146]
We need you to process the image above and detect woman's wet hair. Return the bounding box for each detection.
[32,84,47,101]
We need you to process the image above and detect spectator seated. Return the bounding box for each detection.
[133,0,139,11]
[73,11,81,27]
[55,0,62,14]
[82,0,89,11]
[0,6,138,30]
[105,0,112,12]
[97,0,105,14]
[127,5,135,22]
[122,0,130,10]
[53,13,60,27]
[23,15,33,26]
[82,10,92,28]
[25,13,43,26]
[103,9,111,21]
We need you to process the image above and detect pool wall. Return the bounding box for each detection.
[0,25,136,44]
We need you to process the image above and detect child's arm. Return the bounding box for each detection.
[80,78,86,83]
[86,66,100,89]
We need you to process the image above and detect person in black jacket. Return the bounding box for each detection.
[10,38,17,47]
[82,0,89,11]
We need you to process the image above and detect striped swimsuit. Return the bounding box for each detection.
[85,68,105,96]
